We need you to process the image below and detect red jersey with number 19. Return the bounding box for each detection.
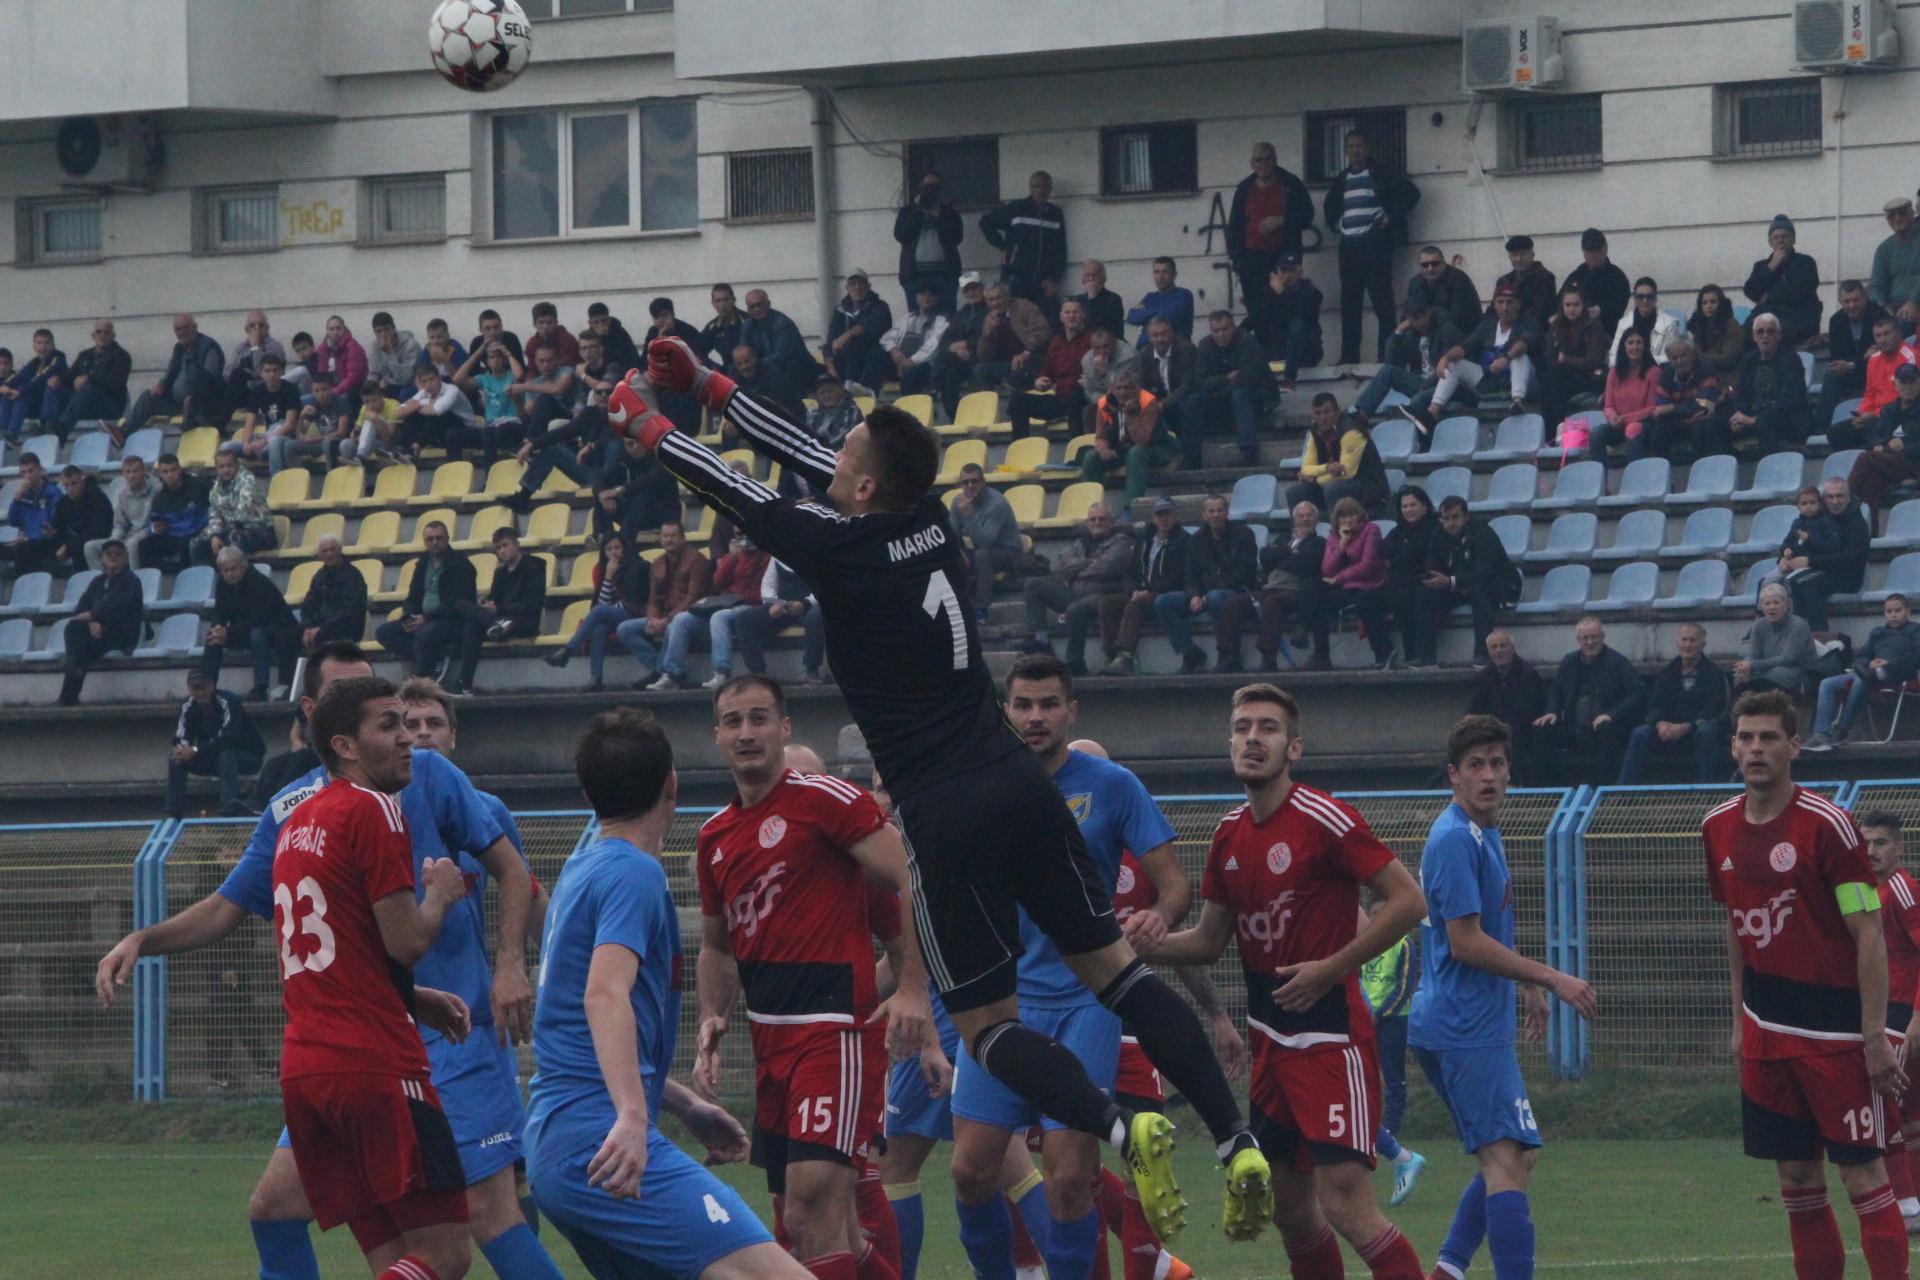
[1703,787,1876,1061]
[272,779,428,1081]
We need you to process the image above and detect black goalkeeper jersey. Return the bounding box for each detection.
[656,388,1023,800]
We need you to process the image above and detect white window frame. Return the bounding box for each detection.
[487,101,696,243]
[526,0,673,18]
[363,174,448,245]
[1714,79,1823,161]
[196,184,281,255]
[18,196,104,266]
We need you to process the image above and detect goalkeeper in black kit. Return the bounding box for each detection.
[605,338,1272,1244]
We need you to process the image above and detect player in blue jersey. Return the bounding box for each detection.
[948,654,1189,1280]
[95,641,559,1280]
[527,705,807,1280]
[1410,716,1597,1280]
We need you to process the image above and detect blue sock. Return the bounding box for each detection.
[1042,1207,1101,1280]
[891,1188,926,1280]
[1437,1174,1489,1276]
[1485,1190,1534,1280]
[480,1223,566,1280]
[249,1219,319,1280]
[1012,1180,1052,1260]
[1377,1125,1404,1161]
[955,1196,1017,1280]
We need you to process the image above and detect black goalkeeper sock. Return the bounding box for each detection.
[1098,960,1250,1153]
[972,1020,1128,1147]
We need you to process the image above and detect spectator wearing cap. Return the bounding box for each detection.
[57,538,143,706]
[1562,228,1631,335]
[1405,245,1483,336]
[933,271,991,416]
[874,282,950,396]
[165,669,265,817]
[1728,312,1809,453]
[1322,128,1421,365]
[981,170,1068,305]
[1125,257,1195,348]
[1820,280,1892,437]
[1848,362,1920,523]
[1744,214,1823,347]
[823,270,893,386]
[949,462,1023,623]
[1872,196,1920,332]
[895,169,964,313]
[1255,253,1325,387]
[1226,141,1314,341]
[1609,277,1683,365]
[1492,235,1558,330]
[1418,281,1541,423]
[1101,496,1191,676]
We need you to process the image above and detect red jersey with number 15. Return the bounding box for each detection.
[697,770,890,1048]
[1880,869,1920,1014]
[272,779,428,1081]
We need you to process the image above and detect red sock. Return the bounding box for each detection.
[1782,1186,1846,1280]
[1008,1196,1043,1270]
[1285,1223,1346,1280]
[803,1251,858,1280]
[1097,1167,1128,1237]
[1121,1194,1162,1280]
[377,1260,439,1280]
[1357,1224,1424,1280]
[1851,1182,1912,1280]
[856,1242,899,1280]
[857,1162,902,1274]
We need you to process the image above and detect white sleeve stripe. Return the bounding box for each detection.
[1290,789,1355,836]
[725,387,839,474]
[1795,796,1859,849]
[788,773,862,803]
[1796,791,1860,844]
[658,432,783,510]
[1704,797,1743,822]
[1894,876,1914,910]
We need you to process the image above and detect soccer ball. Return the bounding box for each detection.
[428,0,533,93]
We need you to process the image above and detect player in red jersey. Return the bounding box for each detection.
[1142,685,1428,1280]
[273,676,476,1280]
[1705,689,1911,1279]
[692,675,933,1280]
[1863,808,1920,1231]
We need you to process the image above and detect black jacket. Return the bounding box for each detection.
[302,561,367,637]
[1545,646,1647,725]
[1426,519,1522,602]
[595,317,644,375]
[403,550,479,619]
[1195,330,1277,400]
[488,554,548,632]
[52,479,112,547]
[1185,522,1260,595]
[76,564,144,652]
[1492,264,1560,329]
[211,567,297,633]
[1226,169,1314,257]
[1073,290,1126,341]
[1807,499,1871,594]
[1132,525,1192,595]
[1256,279,1325,356]
[1828,303,1892,371]
[1260,530,1327,590]
[70,341,133,405]
[980,198,1067,285]
[1469,657,1547,749]
[1869,395,1920,448]
[1744,250,1824,338]
[1406,264,1483,336]
[172,689,266,759]
[1562,260,1632,335]
[1644,656,1730,728]
[827,294,894,354]
[893,200,964,285]
[1140,337,1200,411]
[1380,515,1438,589]
[1321,165,1421,246]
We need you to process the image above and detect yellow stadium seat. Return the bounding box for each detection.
[683,504,711,543]
[538,599,590,647]
[354,463,417,509]
[283,561,320,607]
[523,502,572,548]
[853,395,876,417]
[299,464,365,511]
[1034,481,1103,530]
[551,552,598,599]
[177,427,219,470]
[941,486,960,510]
[718,449,754,474]
[353,559,386,599]
[345,510,402,558]
[641,547,665,563]
[411,461,474,507]
[455,505,516,550]
[996,437,1049,478]
[935,440,988,486]
[893,394,934,427]
[266,469,311,511]
[534,553,558,590]
[1063,434,1096,463]
[952,391,999,431]
[396,507,458,553]
[534,467,587,498]
[371,558,417,606]
[1002,484,1046,529]
[470,552,499,596]
[482,458,526,498]
[278,512,344,559]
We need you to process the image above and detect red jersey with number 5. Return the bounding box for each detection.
[697,770,889,1051]
[1200,784,1395,1054]
[1703,787,1875,1060]
[272,779,427,1081]
[1880,869,1920,1013]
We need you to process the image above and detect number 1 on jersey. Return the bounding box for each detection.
[922,571,968,671]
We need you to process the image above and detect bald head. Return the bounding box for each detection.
[783,744,827,774]
[1067,738,1109,759]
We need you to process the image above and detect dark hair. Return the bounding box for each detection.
[657,519,682,535]
[1446,714,1512,766]
[1560,285,1589,303]
[532,301,558,321]
[1152,255,1176,271]
[711,282,735,296]
[491,525,519,545]
[712,673,785,717]
[360,378,384,397]
[1889,592,1909,607]
[648,296,675,318]
[187,668,215,688]
[959,461,985,478]
[0,348,12,363]
[1230,682,1299,733]
[1394,483,1433,524]
[1208,309,1236,325]
[576,707,674,820]
[1860,809,1904,837]
[398,675,457,732]
[861,405,938,510]
[60,465,84,480]
[1840,278,1867,295]
[1402,303,1432,323]
[304,639,372,702]
[1310,391,1339,411]
[425,317,448,334]
[414,365,439,381]
[292,330,314,346]
[17,451,40,468]
[1331,495,1367,527]
[1689,284,1732,340]
[478,308,502,324]
[1875,313,1902,333]
[311,368,334,387]
[371,311,395,329]
[259,353,284,370]
[155,452,180,468]
[1439,494,1469,516]
[1614,326,1656,376]
[1633,276,1658,293]
[310,675,398,772]
[588,302,611,320]
[32,328,53,341]
[1732,687,1799,738]
[1007,651,1072,698]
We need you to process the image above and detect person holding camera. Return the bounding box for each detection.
[893,169,964,315]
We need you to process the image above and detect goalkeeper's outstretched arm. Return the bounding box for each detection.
[646,336,838,491]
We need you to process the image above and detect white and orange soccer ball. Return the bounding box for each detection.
[428,0,533,93]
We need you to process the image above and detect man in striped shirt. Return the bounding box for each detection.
[1322,131,1421,366]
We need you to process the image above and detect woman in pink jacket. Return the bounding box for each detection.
[1601,329,1663,462]
[315,314,370,421]
[1315,495,1392,668]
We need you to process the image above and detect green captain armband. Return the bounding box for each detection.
[1836,882,1880,916]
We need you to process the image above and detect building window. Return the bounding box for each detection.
[18,197,103,265]
[366,175,447,244]
[528,0,673,15]
[1716,80,1822,160]
[490,100,697,241]
[1099,123,1197,197]
[1303,109,1408,185]
[198,186,280,254]
[904,137,1000,210]
[1500,95,1602,174]
[727,149,814,222]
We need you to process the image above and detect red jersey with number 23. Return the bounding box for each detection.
[272,779,428,1081]
[1704,787,1876,1061]
[1201,783,1395,1055]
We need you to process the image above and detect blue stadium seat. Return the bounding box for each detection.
[134,612,203,658]
[1823,450,1863,482]
[1383,468,1407,495]
[0,433,59,476]
[1249,524,1270,550]
[120,428,164,466]
[1476,464,1539,513]
[0,572,51,618]
[1865,553,1920,604]
[67,433,112,471]
[46,570,98,616]
[1410,416,1479,465]
[1830,398,1863,426]
[1732,452,1805,503]
[1588,561,1659,612]
[1371,519,1396,541]
[1672,454,1737,505]
[1654,559,1730,610]
[1423,466,1472,508]
[1798,351,1816,386]
[0,617,30,659]
[1661,507,1734,557]
[1369,419,1417,465]
[1480,414,1545,463]
[1489,514,1531,559]
[1549,410,1607,456]
[1732,504,1797,556]
[1598,458,1671,509]
[1527,512,1597,562]
[154,564,216,612]
[1595,509,1665,560]
[1874,500,1920,550]
[1515,564,1591,615]
[1725,558,1772,608]
[134,568,162,603]
[1733,303,1754,325]
[1376,388,1412,414]
[1228,474,1278,523]
[1536,460,1605,509]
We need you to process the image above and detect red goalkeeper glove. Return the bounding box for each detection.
[647,336,735,411]
[606,373,675,452]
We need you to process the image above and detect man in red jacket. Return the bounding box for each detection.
[1008,299,1091,440]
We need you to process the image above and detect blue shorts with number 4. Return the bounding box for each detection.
[531,1129,771,1280]
[1413,1044,1543,1156]
[952,1002,1120,1133]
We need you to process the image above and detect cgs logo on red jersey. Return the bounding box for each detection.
[1116,864,1136,894]
[1266,842,1293,875]
[725,861,788,938]
[1769,842,1798,874]
[1238,889,1297,947]
[758,816,788,849]
[1734,888,1798,948]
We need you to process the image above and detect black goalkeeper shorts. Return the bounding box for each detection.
[895,748,1120,1014]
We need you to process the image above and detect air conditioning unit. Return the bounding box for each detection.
[55,115,160,190]
[1462,17,1565,93]
[1795,0,1900,71]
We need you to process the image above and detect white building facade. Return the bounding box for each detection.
[0,0,1911,377]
